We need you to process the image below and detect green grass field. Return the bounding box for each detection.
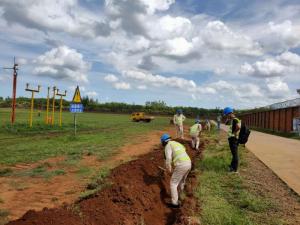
[195,129,284,225]
[0,108,176,165]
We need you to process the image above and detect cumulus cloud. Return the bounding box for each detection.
[122,69,198,90]
[0,0,111,38]
[113,82,131,90]
[149,15,193,40]
[140,0,175,14]
[85,91,98,98]
[266,77,290,99]
[104,74,119,83]
[240,51,300,78]
[268,20,300,49]
[202,21,263,56]
[33,45,91,82]
[138,55,159,70]
[137,85,147,90]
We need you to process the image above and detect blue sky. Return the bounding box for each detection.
[0,0,300,109]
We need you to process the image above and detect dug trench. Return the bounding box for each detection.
[7,139,203,225]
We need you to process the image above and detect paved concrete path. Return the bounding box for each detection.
[221,124,300,195]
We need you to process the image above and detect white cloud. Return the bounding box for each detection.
[122,69,197,90]
[114,82,131,90]
[240,51,300,78]
[161,37,194,57]
[140,0,175,14]
[33,45,91,83]
[277,51,300,67]
[266,77,290,99]
[137,85,147,90]
[149,15,193,40]
[104,74,119,83]
[85,91,98,98]
[268,20,300,49]
[0,0,110,38]
[202,21,263,56]
[214,68,226,75]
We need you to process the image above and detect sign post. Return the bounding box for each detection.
[56,89,67,127]
[45,87,50,124]
[70,86,83,135]
[25,83,41,128]
[51,86,57,125]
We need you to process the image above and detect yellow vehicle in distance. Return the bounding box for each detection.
[131,112,154,123]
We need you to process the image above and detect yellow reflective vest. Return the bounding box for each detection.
[169,141,191,164]
[228,118,241,138]
[190,124,200,136]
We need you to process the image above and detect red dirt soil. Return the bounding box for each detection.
[7,139,202,225]
[0,129,174,221]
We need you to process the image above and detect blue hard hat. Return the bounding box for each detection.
[223,107,233,115]
[176,109,183,114]
[160,133,171,143]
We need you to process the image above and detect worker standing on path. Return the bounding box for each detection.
[217,114,222,130]
[160,134,191,208]
[224,107,241,173]
[173,109,186,139]
[189,119,202,150]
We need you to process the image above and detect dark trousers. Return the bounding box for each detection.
[228,137,239,171]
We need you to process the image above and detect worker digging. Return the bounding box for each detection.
[189,119,202,151]
[160,133,191,208]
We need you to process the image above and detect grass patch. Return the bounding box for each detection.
[0,168,13,177]
[0,109,178,165]
[78,167,111,201]
[0,209,9,219]
[195,128,284,225]
[75,166,94,178]
[14,163,65,179]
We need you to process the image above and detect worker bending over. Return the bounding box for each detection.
[161,134,191,208]
[224,107,241,173]
[189,119,202,150]
[173,109,186,139]
[205,118,211,131]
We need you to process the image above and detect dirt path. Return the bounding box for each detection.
[6,138,201,225]
[242,149,300,224]
[0,127,177,222]
[221,124,300,196]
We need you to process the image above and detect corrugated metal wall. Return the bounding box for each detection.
[240,106,300,132]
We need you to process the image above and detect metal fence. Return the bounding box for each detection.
[240,106,300,133]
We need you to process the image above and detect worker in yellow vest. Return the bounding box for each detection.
[189,119,202,150]
[223,107,241,173]
[173,109,186,139]
[161,133,191,208]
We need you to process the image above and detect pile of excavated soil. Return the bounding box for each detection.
[7,139,202,225]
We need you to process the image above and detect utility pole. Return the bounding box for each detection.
[51,86,57,125]
[3,57,18,125]
[56,89,67,127]
[45,87,50,124]
[297,89,300,136]
[25,83,41,128]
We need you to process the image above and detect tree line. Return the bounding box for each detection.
[0,96,223,118]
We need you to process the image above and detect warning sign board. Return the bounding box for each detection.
[72,86,82,103]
